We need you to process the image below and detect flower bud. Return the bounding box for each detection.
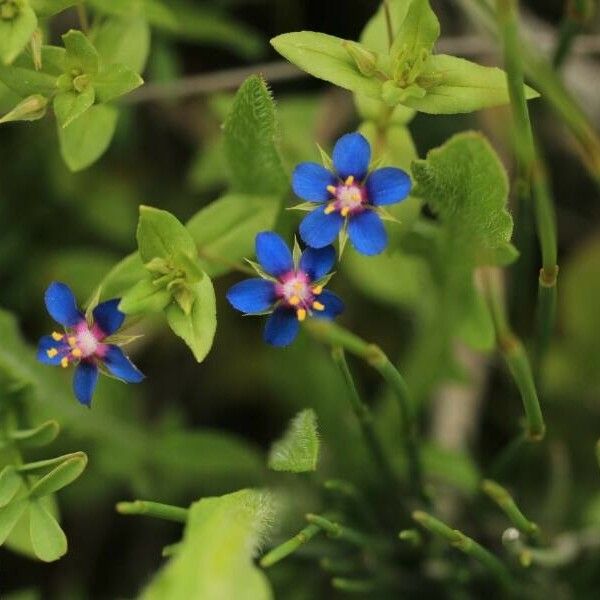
[343,41,378,77]
[0,94,48,124]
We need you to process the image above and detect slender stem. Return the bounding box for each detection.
[116,500,188,523]
[553,0,595,68]
[483,270,545,441]
[496,0,559,370]
[488,433,527,479]
[304,320,425,501]
[323,479,380,530]
[331,578,378,593]
[383,1,395,51]
[413,511,514,591]
[260,523,322,567]
[331,348,401,494]
[306,514,373,548]
[482,479,540,538]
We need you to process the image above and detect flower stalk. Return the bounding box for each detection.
[116,500,189,523]
[260,523,323,567]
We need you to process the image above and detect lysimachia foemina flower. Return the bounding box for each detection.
[292,132,412,255]
[37,282,144,406]
[226,232,344,347]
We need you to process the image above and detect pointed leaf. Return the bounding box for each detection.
[0,4,37,65]
[93,63,144,103]
[62,29,99,74]
[28,453,87,499]
[28,499,67,562]
[268,409,320,473]
[119,278,172,315]
[54,87,95,128]
[0,467,22,508]
[30,0,78,17]
[93,16,150,73]
[390,0,440,59]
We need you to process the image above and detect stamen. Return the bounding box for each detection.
[326,185,337,195]
[60,357,69,368]
[71,348,83,359]
[46,348,58,358]
[296,308,307,322]
[312,285,323,295]
[312,301,325,311]
[288,296,300,306]
[67,336,77,347]
[340,207,350,217]
[345,175,355,186]
[51,332,64,341]
[324,203,336,215]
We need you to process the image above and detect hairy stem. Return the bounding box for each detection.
[260,523,322,567]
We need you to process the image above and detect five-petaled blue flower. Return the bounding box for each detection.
[226,232,344,347]
[37,282,144,407]
[292,132,412,256]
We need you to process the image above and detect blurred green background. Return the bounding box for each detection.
[1,0,599,597]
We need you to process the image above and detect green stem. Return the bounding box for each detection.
[331,578,378,593]
[260,523,322,567]
[553,0,595,68]
[383,1,394,51]
[483,270,545,440]
[331,348,401,495]
[535,268,558,376]
[306,513,373,548]
[496,0,559,368]
[482,479,540,538]
[323,479,380,531]
[304,320,425,501]
[413,511,514,591]
[116,500,188,523]
[488,433,527,479]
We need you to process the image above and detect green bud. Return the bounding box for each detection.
[119,278,172,315]
[56,73,73,92]
[380,80,425,107]
[0,94,48,124]
[173,285,196,316]
[145,257,172,275]
[342,41,378,77]
[0,0,19,20]
[30,27,42,70]
[73,73,91,93]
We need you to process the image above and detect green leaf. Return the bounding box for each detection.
[0,93,47,124]
[95,252,146,300]
[62,29,99,75]
[9,420,59,448]
[28,453,87,499]
[391,0,440,60]
[28,499,67,562]
[268,409,320,473]
[93,63,143,103]
[0,499,27,544]
[93,16,150,73]
[165,277,216,363]
[0,2,37,65]
[0,63,57,96]
[30,0,77,17]
[223,75,287,196]
[0,467,22,508]
[271,32,384,100]
[412,131,515,265]
[360,0,411,55]
[53,87,95,128]
[57,104,118,171]
[411,54,539,114]
[137,206,197,265]
[186,194,280,278]
[142,489,274,600]
[119,277,172,315]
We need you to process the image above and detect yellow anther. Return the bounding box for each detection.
[71,348,83,358]
[345,175,355,186]
[289,295,300,306]
[60,357,69,369]
[51,331,64,341]
[324,203,336,215]
[67,336,77,347]
[326,185,337,195]
[312,285,323,295]
[312,301,325,311]
[297,308,307,322]
[340,207,350,217]
[46,348,58,358]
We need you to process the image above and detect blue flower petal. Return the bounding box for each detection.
[103,345,145,383]
[44,282,83,327]
[299,246,336,281]
[332,133,371,181]
[226,278,276,314]
[292,162,336,202]
[348,210,388,256]
[263,308,300,347]
[366,167,412,206]
[93,299,125,336]
[37,335,64,366]
[73,361,99,407]
[256,231,293,277]
[299,206,344,249]
[314,290,345,320]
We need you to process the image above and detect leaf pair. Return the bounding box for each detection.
[271,0,539,115]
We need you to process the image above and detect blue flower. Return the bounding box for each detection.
[37,282,144,407]
[226,232,344,347]
[292,132,412,256]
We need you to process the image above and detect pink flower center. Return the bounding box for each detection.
[326,176,367,217]
[275,271,326,322]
